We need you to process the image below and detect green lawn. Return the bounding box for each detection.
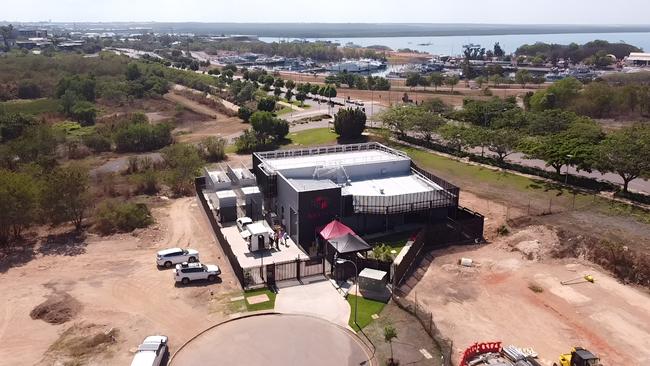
[244,288,276,312]
[347,294,387,332]
[276,106,294,115]
[285,127,338,147]
[0,98,61,115]
[367,231,415,258]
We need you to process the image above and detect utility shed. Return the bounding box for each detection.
[358,268,390,302]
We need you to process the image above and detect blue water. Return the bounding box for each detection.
[261,32,650,56]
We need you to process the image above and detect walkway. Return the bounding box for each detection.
[274,278,351,327]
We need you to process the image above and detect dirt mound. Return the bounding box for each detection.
[30,292,82,324]
[47,322,118,363]
[502,225,559,261]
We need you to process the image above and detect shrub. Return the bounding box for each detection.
[131,170,159,195]
[17,82,42,99]
[334,108,366,140]
[94,200,153,235]
[70,101,97,126]
[198,136,226,162]
[82,133,111,152]
[114,123,173,153]
[238,106,253,122]
[257,97,276,112]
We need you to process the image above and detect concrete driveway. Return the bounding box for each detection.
[274,277,351,327]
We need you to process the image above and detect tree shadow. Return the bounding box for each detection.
[0,237,37,274]
[38,230,88,257]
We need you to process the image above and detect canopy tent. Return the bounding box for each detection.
[319,220,355,240]
[328,233,371,254]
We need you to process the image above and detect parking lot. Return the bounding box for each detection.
[0,198,242,365]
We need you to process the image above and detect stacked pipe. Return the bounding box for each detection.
[503,345,525,362]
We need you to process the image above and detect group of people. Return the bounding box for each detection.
[270,228,289,249]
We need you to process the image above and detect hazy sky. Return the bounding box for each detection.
[4,0,650,24]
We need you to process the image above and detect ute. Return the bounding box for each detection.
[554,347,600,366]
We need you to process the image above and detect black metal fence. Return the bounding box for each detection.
[392,287,453,366]
[243,256,326,288]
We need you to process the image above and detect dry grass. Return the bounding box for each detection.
[47,323,118,364]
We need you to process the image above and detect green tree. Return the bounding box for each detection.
[379,105,416,138]
[485,128,521,162]
[285,89,293,102]
[250,111,289,143]
[428,73,444,91]
[515,69,532,88]
[273,78,285,90]
[445,75,460,92]
[439,124,475,153]
[334,108,366,140]
[238,106,253,122]
[493,42,505,58]
[384,325,398,366]
[41,164,91,230]
[296,92,307,107]
[70,101,97,126]
[198,136,226,162]
[405,72,421,90]
[338,72,357,88]
[257,97,276,112]
[284,79,295,91]
[126,62,142,81]
[0,170,39,243]
[0,24,14,51]
[595,124,650,193]
[161,144,204,196]
[529,77,582,111]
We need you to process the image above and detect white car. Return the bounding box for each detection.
[174,262,221,285]
[130,335,168,366]
[156,248,199,268]
[236,217,253,232]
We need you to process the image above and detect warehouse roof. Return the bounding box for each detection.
[263,149,406,172]
[342,174,441,196]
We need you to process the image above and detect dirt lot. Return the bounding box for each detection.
[0,198,241,365]
[408,223,650,366]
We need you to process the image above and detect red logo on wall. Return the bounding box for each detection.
[314,196,329,210]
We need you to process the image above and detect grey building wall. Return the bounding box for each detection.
[276,173,299,241]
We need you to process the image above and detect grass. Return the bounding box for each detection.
[367,231,415,259]
[285,127,338,147]
[276,106,294,115]
[244,288,276,312]
[528,283,544,293]
[347,294,387,332]
[0,98,61,115]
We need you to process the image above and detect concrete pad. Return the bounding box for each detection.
[229,296,244,302]
[371,314,379,320]
[420,348,433,359]
[246,294,270,305]
[274,279,351,327]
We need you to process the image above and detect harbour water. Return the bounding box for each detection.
[261,32,650,56]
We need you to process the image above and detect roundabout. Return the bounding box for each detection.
[171,313,374,366]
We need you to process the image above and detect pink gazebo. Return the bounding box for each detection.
[319,220,355,241]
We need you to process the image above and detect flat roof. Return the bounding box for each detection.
[241,186,261,194]
[342,174,441,197]
[263,149,407,172]
[208,170,230,183]
[247,222,271,235]
[359,268,387,281]
[215,190,236,198]
[288,178,339,192]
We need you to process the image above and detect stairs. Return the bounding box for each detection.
[399,251,435,294]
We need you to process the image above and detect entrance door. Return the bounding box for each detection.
[258,235,265,250]
[289,208,298,243]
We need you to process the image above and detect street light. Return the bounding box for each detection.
[336,258,359,327]
[565,154,574,185]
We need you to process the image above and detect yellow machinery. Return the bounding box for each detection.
[561,274,595,286]
[554,347,600,366]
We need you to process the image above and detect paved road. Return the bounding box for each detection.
[171,314,372,366]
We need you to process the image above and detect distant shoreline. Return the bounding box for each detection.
[5,21,650,38]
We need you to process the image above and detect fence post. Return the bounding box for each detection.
[296,258,301,281]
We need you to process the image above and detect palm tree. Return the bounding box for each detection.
[384,324,398,365]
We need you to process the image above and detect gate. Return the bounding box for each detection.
[266,263,276,287]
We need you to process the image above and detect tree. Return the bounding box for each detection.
[0,24,14,51]
[41,165,91,230]
[445,75,459,92]
[515,69,532,88]
[493,42,505,58]
[198,136,226,162]
[475,76,487,89]
[238,106,253,122]
[273,78,285,90]
[418,75,431,90]
[250,111,289,143]
[529,77,582,111]
[257,97,276,112]
[595,124,650,193]
[162,144,205,196]
[485,129,521,162]
[295,92,307,107]
[334,108,366,140]
[338,71,357,88]
[439,124,475,153]
[0,170,39,243]
[384,325,398,366]
[405,72,421,90]
[70,101,97,126]
[284,79,295,91]
[415,113,446,142]
[378,105,416,138]
[428,73,444,91]
[126,62,142,81]
[285,89,293,102]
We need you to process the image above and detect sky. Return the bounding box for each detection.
[4,0,650,24]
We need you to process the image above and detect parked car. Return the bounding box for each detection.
[236,216,253,232]
[174,262,221,285]
[130,335,168,366]
[156,248,199,268]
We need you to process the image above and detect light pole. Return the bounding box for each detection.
[565,154,573,185]
[336,258,359,327]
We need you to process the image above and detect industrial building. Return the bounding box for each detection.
[252,142,461,254]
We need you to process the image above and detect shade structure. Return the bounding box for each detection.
[328,233,371,254]
[319,220,355,240]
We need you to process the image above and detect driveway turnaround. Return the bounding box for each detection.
[171,314,373,366]
[274,278,351,327]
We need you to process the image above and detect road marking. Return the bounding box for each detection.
[420,349,433,359]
